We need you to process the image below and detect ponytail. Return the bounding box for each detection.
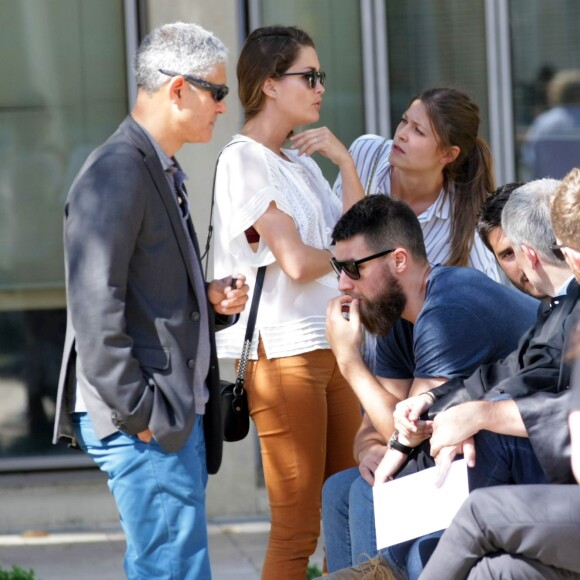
[415,88,495,267]
[447,137,495,266]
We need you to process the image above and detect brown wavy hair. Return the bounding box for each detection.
[414,88,496,266]
[551,168,580,248]
[551,168,580,361]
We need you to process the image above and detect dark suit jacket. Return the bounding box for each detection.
[53,116,229,474]
[515,322,580,484]
[428,280,580,483]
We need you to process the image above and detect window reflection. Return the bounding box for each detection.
[510,0,580,180]
[0,0,128,466]
[385,0,489,141]
[0,310,65,457]
[0,106,65,288]
[520,69,580,179]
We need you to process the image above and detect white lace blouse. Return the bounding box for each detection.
[213,135,342,360]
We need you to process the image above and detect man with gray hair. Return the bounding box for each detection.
[53,22,248,579]
[501,178,572,298]
[398,177,576,488]
[371,177,580,576]
[421,168,580,580]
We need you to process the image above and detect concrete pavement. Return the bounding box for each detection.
[0,519,325,579]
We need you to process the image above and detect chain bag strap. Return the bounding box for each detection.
[201,140,243,276]
[220,266,265,441]
[232,265,266,398]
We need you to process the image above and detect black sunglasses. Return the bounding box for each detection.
[330,249,395,280]
[158,69,229,102]
[279,70,326,89]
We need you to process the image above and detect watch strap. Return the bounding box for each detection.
[388,431,414,455]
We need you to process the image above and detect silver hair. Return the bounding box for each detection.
[501,178,563,265]
[135,22,228,93]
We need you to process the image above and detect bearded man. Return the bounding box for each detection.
[321,194,538,576]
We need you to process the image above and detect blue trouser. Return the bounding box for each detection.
[469,429,548,489]
[72,412,211,580]
[322,467,371,571]
[322,467,438,579]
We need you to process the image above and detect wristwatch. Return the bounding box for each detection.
[388,431,414,455]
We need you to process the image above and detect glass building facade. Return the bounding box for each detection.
[0,0,129,468]
[1,0,579,471]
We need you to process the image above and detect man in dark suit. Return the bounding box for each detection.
[420,168,580,580]
[415,178,577,489]
[52,22,248,579]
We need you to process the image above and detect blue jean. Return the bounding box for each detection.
[400,531,443,580]
[322,467,374,571]
[322,467,439,579]
[72,412,210,580]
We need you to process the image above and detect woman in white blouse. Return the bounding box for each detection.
[213,25,364,579]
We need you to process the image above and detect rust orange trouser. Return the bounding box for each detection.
[243,339,362,580]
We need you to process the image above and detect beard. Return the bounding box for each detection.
[357,269,407,336]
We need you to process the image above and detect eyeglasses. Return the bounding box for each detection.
[158,69,229,102]
[330,249,395,280]
[278,70,326,89]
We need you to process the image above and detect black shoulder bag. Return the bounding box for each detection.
[220,265,265,442]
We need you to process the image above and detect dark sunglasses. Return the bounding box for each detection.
[330,249,395,280]
[158,69,229,102]
[279,70,326,89]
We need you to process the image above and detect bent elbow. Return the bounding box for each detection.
[285,265,310,282]
[281,261,312,282]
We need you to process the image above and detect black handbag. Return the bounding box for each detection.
[220,266,265,442]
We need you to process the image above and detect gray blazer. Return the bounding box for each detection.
[53,116,228,474]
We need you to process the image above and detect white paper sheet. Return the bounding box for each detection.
[372,459,469,549]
